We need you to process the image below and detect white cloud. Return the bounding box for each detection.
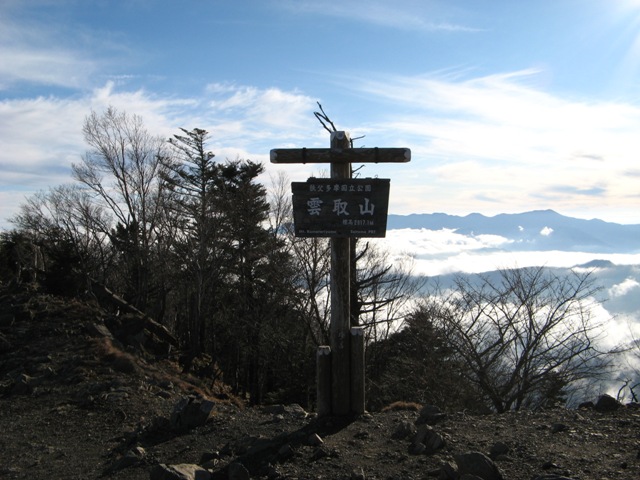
[276,0,480,32]
[376,228,640,276]
[0,2,99,90]
[0,81,320,229]
[609,278,640,298]
[540,226,554,236]
[205,83,317,136]
[351,70,640,220]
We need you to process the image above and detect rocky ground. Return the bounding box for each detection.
[1,285,639,480]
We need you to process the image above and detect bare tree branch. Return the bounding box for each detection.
[313,101,337,133]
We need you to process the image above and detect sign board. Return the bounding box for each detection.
[292,178,390,238]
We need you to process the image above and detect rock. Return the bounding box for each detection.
[11,373,34,395]
[351,467,366,479]
[413,424,446,454]
[310,447,327,461]
[261,404,286,415]
[284,403,309,419]
[408,442,427,455]
[532,475,578,480]
[277,443,294,460]
[150,463,211,480]
[227,462,250,480]
[392,420,417,440]
[595,394,621,412]
[489,441,509,459]
[416,404,447,425]
[307,433,324,446]
[550,423,568,433]
[106,446,146,473]
[261,403,308,419]
[454,451,504,480]
[86,321,114,339]
[199,451,220,464]
[439,461,458,480]
[170,396,215,431]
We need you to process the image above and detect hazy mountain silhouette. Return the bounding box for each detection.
[388,210,640,253]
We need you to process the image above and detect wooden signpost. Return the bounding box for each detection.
[271,131,410,416]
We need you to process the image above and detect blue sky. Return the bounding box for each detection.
[2,0,640,230]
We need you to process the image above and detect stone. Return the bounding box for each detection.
[150,463,211,480]
[413,424,446,454]
[439,461,458,480]
[392,420,417,440]
[170,396,215,431]
[351,467,366,480]
[105,446,146,473]
[595,394,621,412]
[454,451,504,480]
[227,462,250,480]
[532,475,578,480]
[277,443,294,460]
[416,404,446,425]
[489,441,509,459]
[284,403,308,418]
[86,322,114,339]
[11,373,34,395]
[307,433,324,446]
[408,442,427,455]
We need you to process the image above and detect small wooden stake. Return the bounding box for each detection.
[316,346,332,417]
[350,326,365,414]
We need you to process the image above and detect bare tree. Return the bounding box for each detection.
[72,107,173,309]
[418,266,616,412]
[353,240,424,343]
[267,171,293,238]
[11,184,114,286]
[267,170,332,346]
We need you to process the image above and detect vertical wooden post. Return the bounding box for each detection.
[350,326,365,414]
[330,131,351,416]
[316,346,332,417]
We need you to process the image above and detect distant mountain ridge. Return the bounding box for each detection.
[387,210,640,254]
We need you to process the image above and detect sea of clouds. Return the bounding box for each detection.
[375,228,640,400]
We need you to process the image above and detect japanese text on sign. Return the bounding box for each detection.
[291,178,390,238]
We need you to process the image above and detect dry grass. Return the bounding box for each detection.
[93,337,139,374]
[381,401,423,412]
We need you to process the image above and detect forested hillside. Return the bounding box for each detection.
[0,108,419,409]
[1,107,634,413]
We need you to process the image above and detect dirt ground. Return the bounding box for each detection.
[1,287,639,480]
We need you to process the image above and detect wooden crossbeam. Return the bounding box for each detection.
[270,147,411,164]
